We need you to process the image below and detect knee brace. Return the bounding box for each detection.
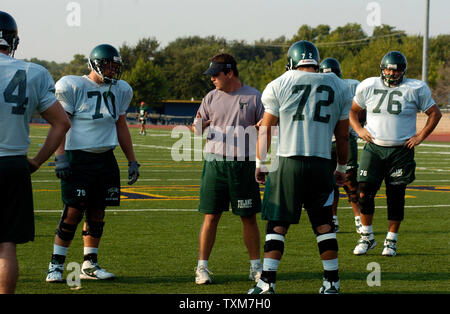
[55,205,83,241]
[386,184,406,221]
[82,221,105,238]
[264,221,289,254]
[358,182,377,215]
[316,231,338,254]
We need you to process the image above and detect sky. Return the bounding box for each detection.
[2,0,449,63]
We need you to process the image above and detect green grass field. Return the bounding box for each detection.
[15,124,450,295]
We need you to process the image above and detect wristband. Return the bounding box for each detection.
[336,164,347,173]
[256,158,268,168]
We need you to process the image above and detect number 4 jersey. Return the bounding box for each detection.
[0,53,57,157]
[55,75,133,152]
[354,77,435,146]
[262,70,352,159]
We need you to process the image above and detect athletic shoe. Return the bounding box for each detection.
[382,238,397,256]
[249,263,263,282]
[80,260,115,280]
[46,261,64,283]
[195,265,212,284]
[333,216,340,233]
[248,279,275,294]
[319,279,340,294]
[353,236,376,255]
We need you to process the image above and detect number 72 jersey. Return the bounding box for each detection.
[354,77,435,146]
[262,70,352,159]
[55,75,133,151]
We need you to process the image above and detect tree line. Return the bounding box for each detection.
[27,23,449,110]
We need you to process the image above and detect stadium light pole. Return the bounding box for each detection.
[422,0,430,83]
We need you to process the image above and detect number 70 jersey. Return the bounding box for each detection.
[354,77,435,146]
[261,70,352,159]
[55,75,133,151]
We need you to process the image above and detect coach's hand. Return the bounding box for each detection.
[128,160,140,185]
[54,154,72,180]
[255,167,268,185]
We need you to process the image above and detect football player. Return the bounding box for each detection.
[319,57,363,234]
[0,11,70,293]
[138,101,148,135]
[45,44,140,282]
[350,51,442,256]
[249,41,352,294]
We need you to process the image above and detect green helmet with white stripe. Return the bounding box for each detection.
[88,44,123,84]
[286,40,320,71]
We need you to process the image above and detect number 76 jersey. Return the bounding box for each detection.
[55,75,133,151]
[354,77,435,146]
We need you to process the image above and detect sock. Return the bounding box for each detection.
[197,260,208,269]
[261,258,279,284]
[250,259,262,268]
[52,245,68,264]
[355,215,361,223]
[386,232,397,241]
[361,225,374,239]
[83,247,98,263]
[322,258,339,282]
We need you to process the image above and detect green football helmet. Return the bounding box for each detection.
[319,57,342,78]
[380,51,407,87]
[88,44,123,84]
[286,40,320,71]
[0,11,19,57]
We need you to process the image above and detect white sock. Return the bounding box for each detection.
[83,247,98,255]
[355,216,361,222]
[53,244,68,256]
[333,215,339,223]
[361,225,374,239]
[386,232,397,241]
[197,260,208,268]
[322,258,339,271]
[263,258,280,272]
[250,259,262,268]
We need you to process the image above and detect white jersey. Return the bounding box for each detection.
[0,53,57,156]
[262,70,352,159]
[56,75,133,152]
[354,77,435,146]
[344,78,360,138]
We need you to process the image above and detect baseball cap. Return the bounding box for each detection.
[203,62,233,76]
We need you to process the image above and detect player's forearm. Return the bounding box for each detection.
[418,106,442,141]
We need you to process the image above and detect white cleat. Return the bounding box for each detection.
[319,279,340,294]
[46,262,64,283]
[195,265,212,284]
[353,237,376,255]
[382,238,397,256]
[80,260,115,280]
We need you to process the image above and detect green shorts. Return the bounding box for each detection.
[61,150,121,209]
[262,156,334,224]
[0,156,34,244]
[357,142,416,188]
[331,134,358,171]
[198,154,261,216]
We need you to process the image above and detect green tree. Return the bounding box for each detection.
[121,58,168,109]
